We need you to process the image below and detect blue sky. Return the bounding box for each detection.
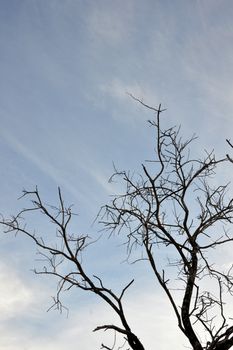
[1,1,233,349]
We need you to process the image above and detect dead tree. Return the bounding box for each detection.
[0,187,144,350]
[1,99,233,350]
[100,97,233,350]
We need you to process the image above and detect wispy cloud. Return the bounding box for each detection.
[86,1,135,47]
[0,271,187,350]
[0,262,33,320]
[1,1,233,349]
[0,128,78,195]
[0,126,114,209]
[99,78,158,104]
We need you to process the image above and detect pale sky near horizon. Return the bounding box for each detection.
[1,1,233,349]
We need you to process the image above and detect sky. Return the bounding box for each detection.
[1,1,233,349]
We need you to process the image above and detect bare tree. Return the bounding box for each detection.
[1,99,233,350]
[0,187,144,350]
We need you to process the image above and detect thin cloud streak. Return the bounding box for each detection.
[1,1,233,349]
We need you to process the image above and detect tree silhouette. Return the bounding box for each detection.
[1,99,233,350]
